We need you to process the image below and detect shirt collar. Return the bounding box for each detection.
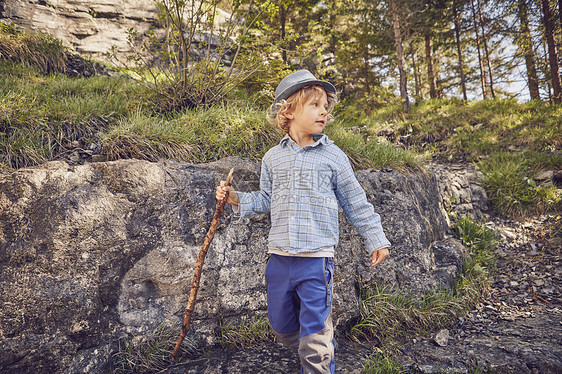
[280,133,333,149]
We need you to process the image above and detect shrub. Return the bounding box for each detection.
[112,0,270,112]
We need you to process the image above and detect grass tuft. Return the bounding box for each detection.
[325,120,422,171]
[362,349,406,374]
[219,315,275,349]
[478,152,562,218]
[101,111,195,162]
[112,323,198,374]
[0,22,66,74]
[348,281,482,348]
[454,216,498,270]
[102,103,281,163]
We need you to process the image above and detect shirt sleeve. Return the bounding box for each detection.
[333,152,391,255]
[237,159,272,219]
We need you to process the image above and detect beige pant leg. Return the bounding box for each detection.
[272,328,300,350]
[298,315,334,374]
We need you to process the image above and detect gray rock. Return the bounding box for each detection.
[434,329,450,347]
[0,158,466,373]
[427,163,489,219]
[534,170,553,184]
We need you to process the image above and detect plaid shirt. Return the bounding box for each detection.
[237,134,390,256]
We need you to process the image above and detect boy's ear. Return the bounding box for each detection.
[285,111,294,119]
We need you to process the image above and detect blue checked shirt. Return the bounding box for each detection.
[237,134,391,256]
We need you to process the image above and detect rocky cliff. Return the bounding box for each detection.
[1,0,232,66]
[0,0,160,61]
[0,157,467,373]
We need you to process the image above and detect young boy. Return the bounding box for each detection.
[216,70,390,373]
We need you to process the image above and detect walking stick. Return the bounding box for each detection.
[172,168,234,361]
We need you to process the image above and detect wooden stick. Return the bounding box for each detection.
[172,168,234,361]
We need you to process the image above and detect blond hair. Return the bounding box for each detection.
[267,85,338,133]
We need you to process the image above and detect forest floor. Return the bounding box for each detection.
[158,163,562,374]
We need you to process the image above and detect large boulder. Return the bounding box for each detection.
[0,158,466,373]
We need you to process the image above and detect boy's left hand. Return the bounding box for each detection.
[370,248,389,267]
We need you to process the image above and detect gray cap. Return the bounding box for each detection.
[273,70,336,105]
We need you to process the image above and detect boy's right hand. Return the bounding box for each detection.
[216,181,239,205]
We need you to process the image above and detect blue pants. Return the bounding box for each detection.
[265,254,335,374]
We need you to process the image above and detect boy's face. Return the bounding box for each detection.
[286,88,329,140]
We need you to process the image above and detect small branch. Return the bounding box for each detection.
[172,168,234,361]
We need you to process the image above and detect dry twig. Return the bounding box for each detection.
[172,168,234,360]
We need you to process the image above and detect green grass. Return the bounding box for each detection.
[348,279,483,348]
[101,103,281,163]
[0,58,419,170]
[0,61,143,120]
[362,349,406,374]
[354,98,562,158]
[325,120,421,170]
[0,60,148,168]
[340,98,562,219]
[338,97,561,164]
[454,216,498,270]
[0,22,66,74]
[478,152,562,218]
[219,315,274,348]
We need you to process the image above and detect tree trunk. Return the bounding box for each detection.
[364,51,372,95]
[541,0,562,103]
[477,0,495,98]
[453,0,467,100]
[518,0,541,100]
[425,33,438,99]
[559,0,562,29]
[543,40,553,104]
[471,0,487,99]
[410,40,421,100]
[280,1,287,63]
[391,0,410,111]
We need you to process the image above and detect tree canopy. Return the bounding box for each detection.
[237,0,562,105]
